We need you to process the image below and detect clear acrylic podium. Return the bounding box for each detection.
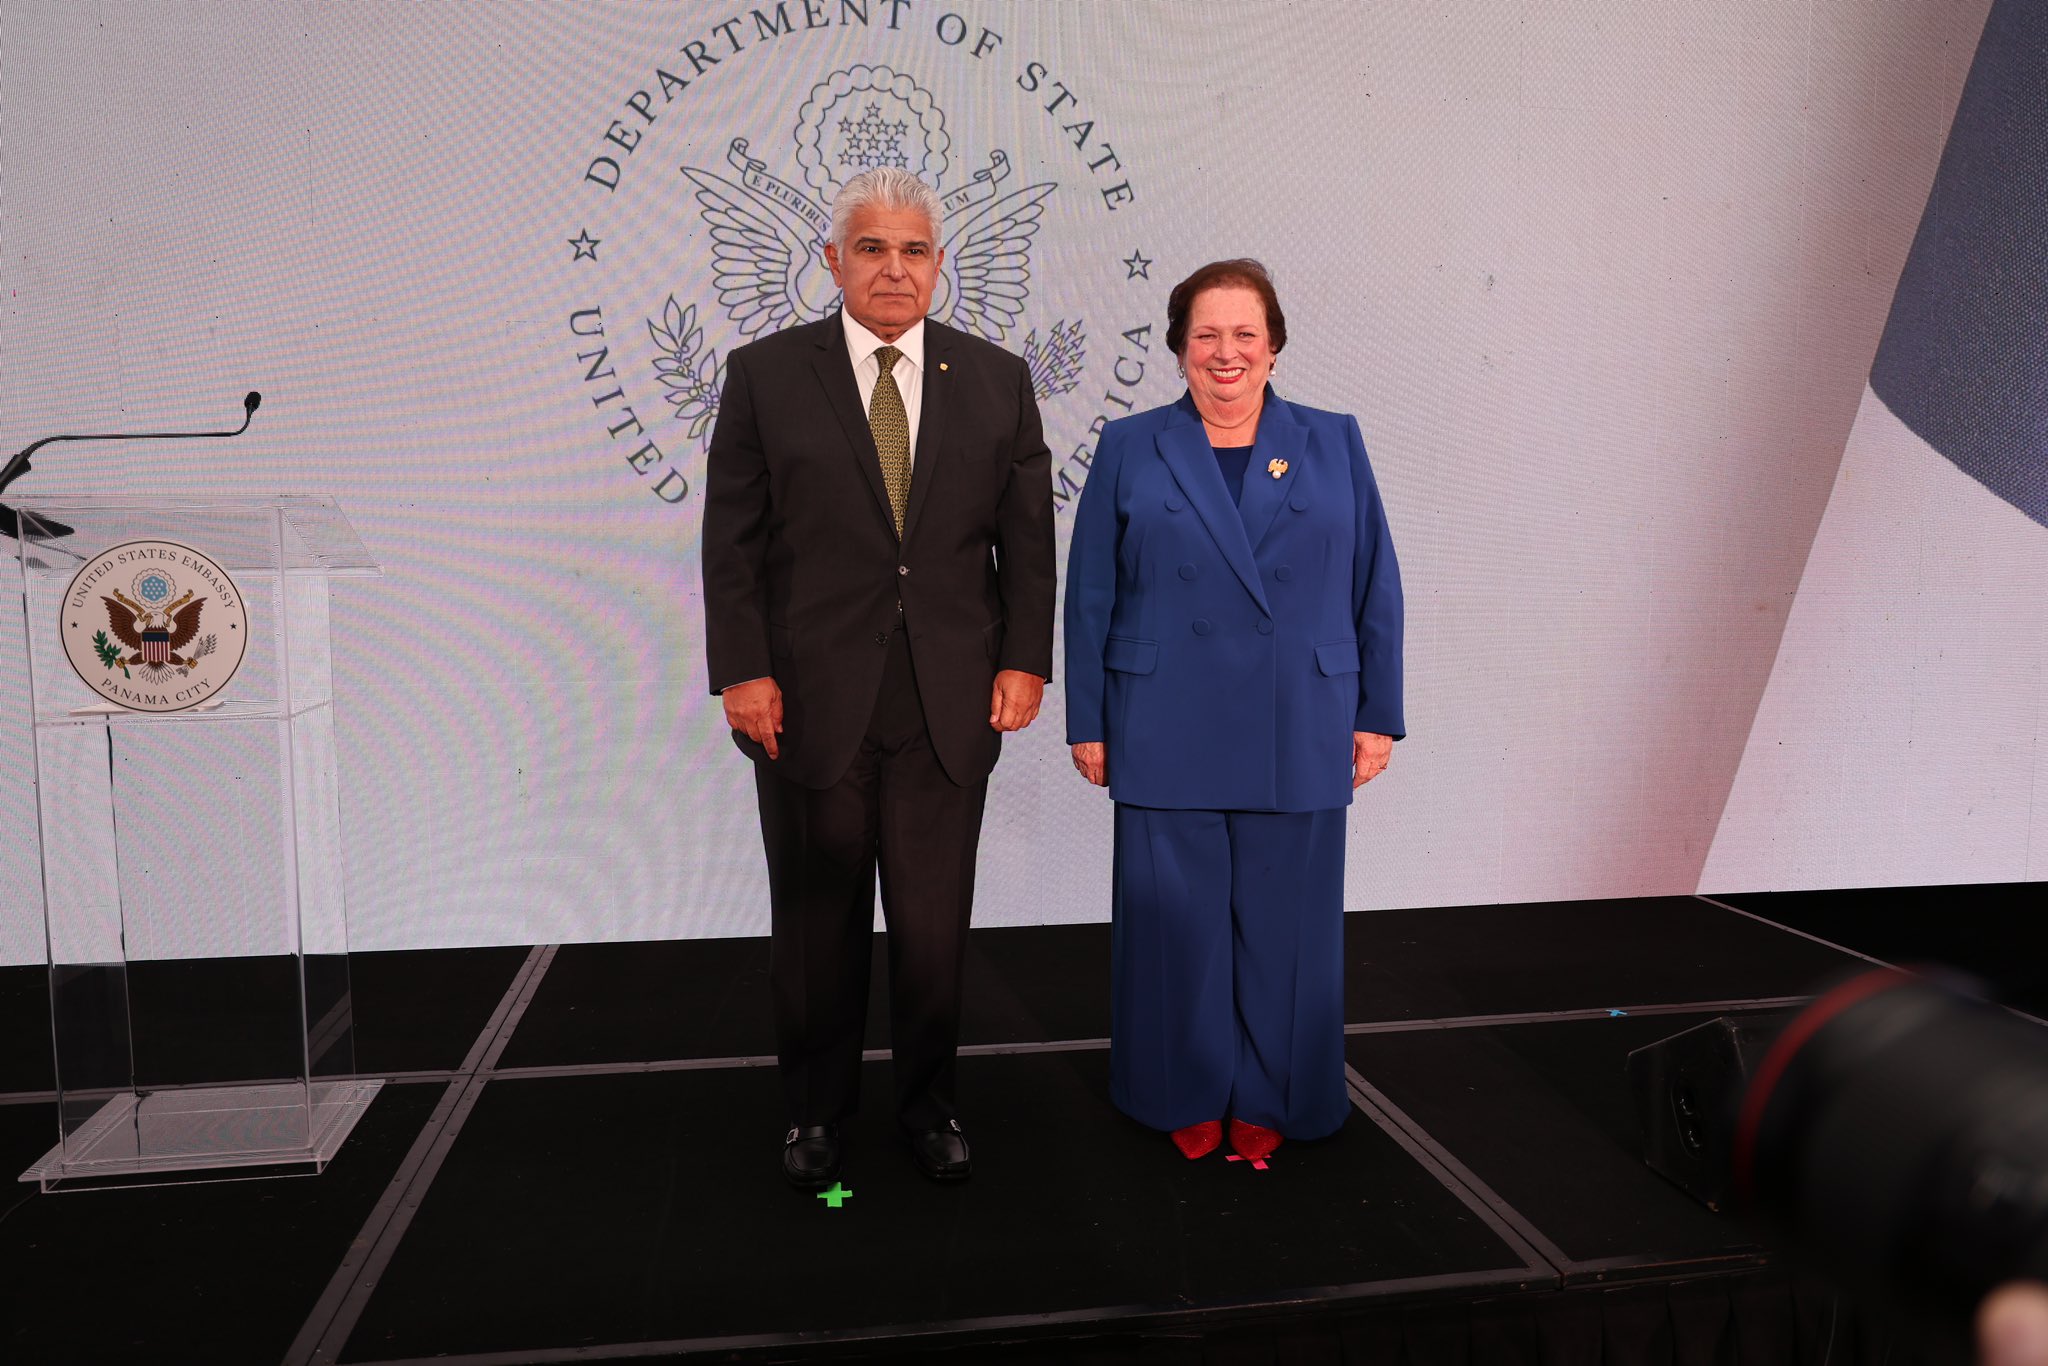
[12,498,383,1190]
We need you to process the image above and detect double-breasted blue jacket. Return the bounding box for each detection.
[1064,389,1404,812]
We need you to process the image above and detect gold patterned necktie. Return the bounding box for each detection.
[869,344,911,538]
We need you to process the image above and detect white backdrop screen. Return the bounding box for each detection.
[2,0,2038,963]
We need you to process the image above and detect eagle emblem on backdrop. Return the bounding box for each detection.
[99,569,216,678]
[648,65,1088,450]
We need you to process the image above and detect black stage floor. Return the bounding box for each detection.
[1,887,2038,1365]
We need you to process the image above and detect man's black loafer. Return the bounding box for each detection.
[782,1124,841,1190]
[904,1119,971,1182]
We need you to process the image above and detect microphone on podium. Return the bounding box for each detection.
[0,391,263,542]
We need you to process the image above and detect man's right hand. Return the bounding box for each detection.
[722,677,784,760]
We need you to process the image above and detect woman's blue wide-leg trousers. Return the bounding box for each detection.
[1108,803,1350,1139]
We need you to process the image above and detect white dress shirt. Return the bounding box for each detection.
[842,311,926,464]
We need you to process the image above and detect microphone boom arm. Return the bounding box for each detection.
[0,392,261,542]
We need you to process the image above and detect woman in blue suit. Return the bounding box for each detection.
[1065,259,1404,1162]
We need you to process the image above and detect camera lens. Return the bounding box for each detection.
[1735,969,2048,1319]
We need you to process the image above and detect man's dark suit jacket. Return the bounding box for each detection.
[702,312,1056,789]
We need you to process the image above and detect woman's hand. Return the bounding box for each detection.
[1072,742,1107,787]
[1354,732,1392,787]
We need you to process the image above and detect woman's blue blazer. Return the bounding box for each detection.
[1064,389,1404,812]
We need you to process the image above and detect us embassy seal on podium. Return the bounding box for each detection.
[560,5,1172,518]
[58,540,249,713]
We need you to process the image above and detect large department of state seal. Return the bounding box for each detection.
[58,540,249,713]
[561,6,1171,511]
[562,5,1170,513]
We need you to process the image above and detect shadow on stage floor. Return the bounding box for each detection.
[3,886,2034,1365]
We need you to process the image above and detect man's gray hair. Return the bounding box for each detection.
[830,167,944,248]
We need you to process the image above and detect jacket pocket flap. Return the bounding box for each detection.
[1315,639,1361,676]
[1104,635,1159,675]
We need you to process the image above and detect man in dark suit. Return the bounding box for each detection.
[701,167,1055,1188]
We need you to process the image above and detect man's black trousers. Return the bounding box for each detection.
[753,624,988,1131]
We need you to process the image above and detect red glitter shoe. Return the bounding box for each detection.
[1170,1120,1223,1159]
[1228,1118,1282,1161]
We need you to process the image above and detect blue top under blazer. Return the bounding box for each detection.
[1065,389,1404,812]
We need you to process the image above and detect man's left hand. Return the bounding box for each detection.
[1354,732,1393,787]
[990,670,1044,732]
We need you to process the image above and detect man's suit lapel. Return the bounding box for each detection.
[808,313,896,531]
[1239,391,1307,554]
[1158,399,1271,615]
[902,322,951,544]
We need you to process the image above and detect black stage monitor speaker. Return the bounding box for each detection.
[1626,1012,1795,1212]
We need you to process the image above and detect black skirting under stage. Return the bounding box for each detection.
[1,886,2039,1365]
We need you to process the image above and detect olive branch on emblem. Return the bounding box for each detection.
[92,629,128,678]
[1023,319,1088,402]
[648,296,727,450]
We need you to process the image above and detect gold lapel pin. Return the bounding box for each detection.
[938,362,949,372]
[1268,458,1288,479]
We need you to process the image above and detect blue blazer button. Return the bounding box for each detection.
[1178,562,1198,580]
[1289,493,1310,511]
[1192,618,1213,636]
[1256,618,1273,635]
[1275,565,1294,582]
[1165,495,1186,512]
